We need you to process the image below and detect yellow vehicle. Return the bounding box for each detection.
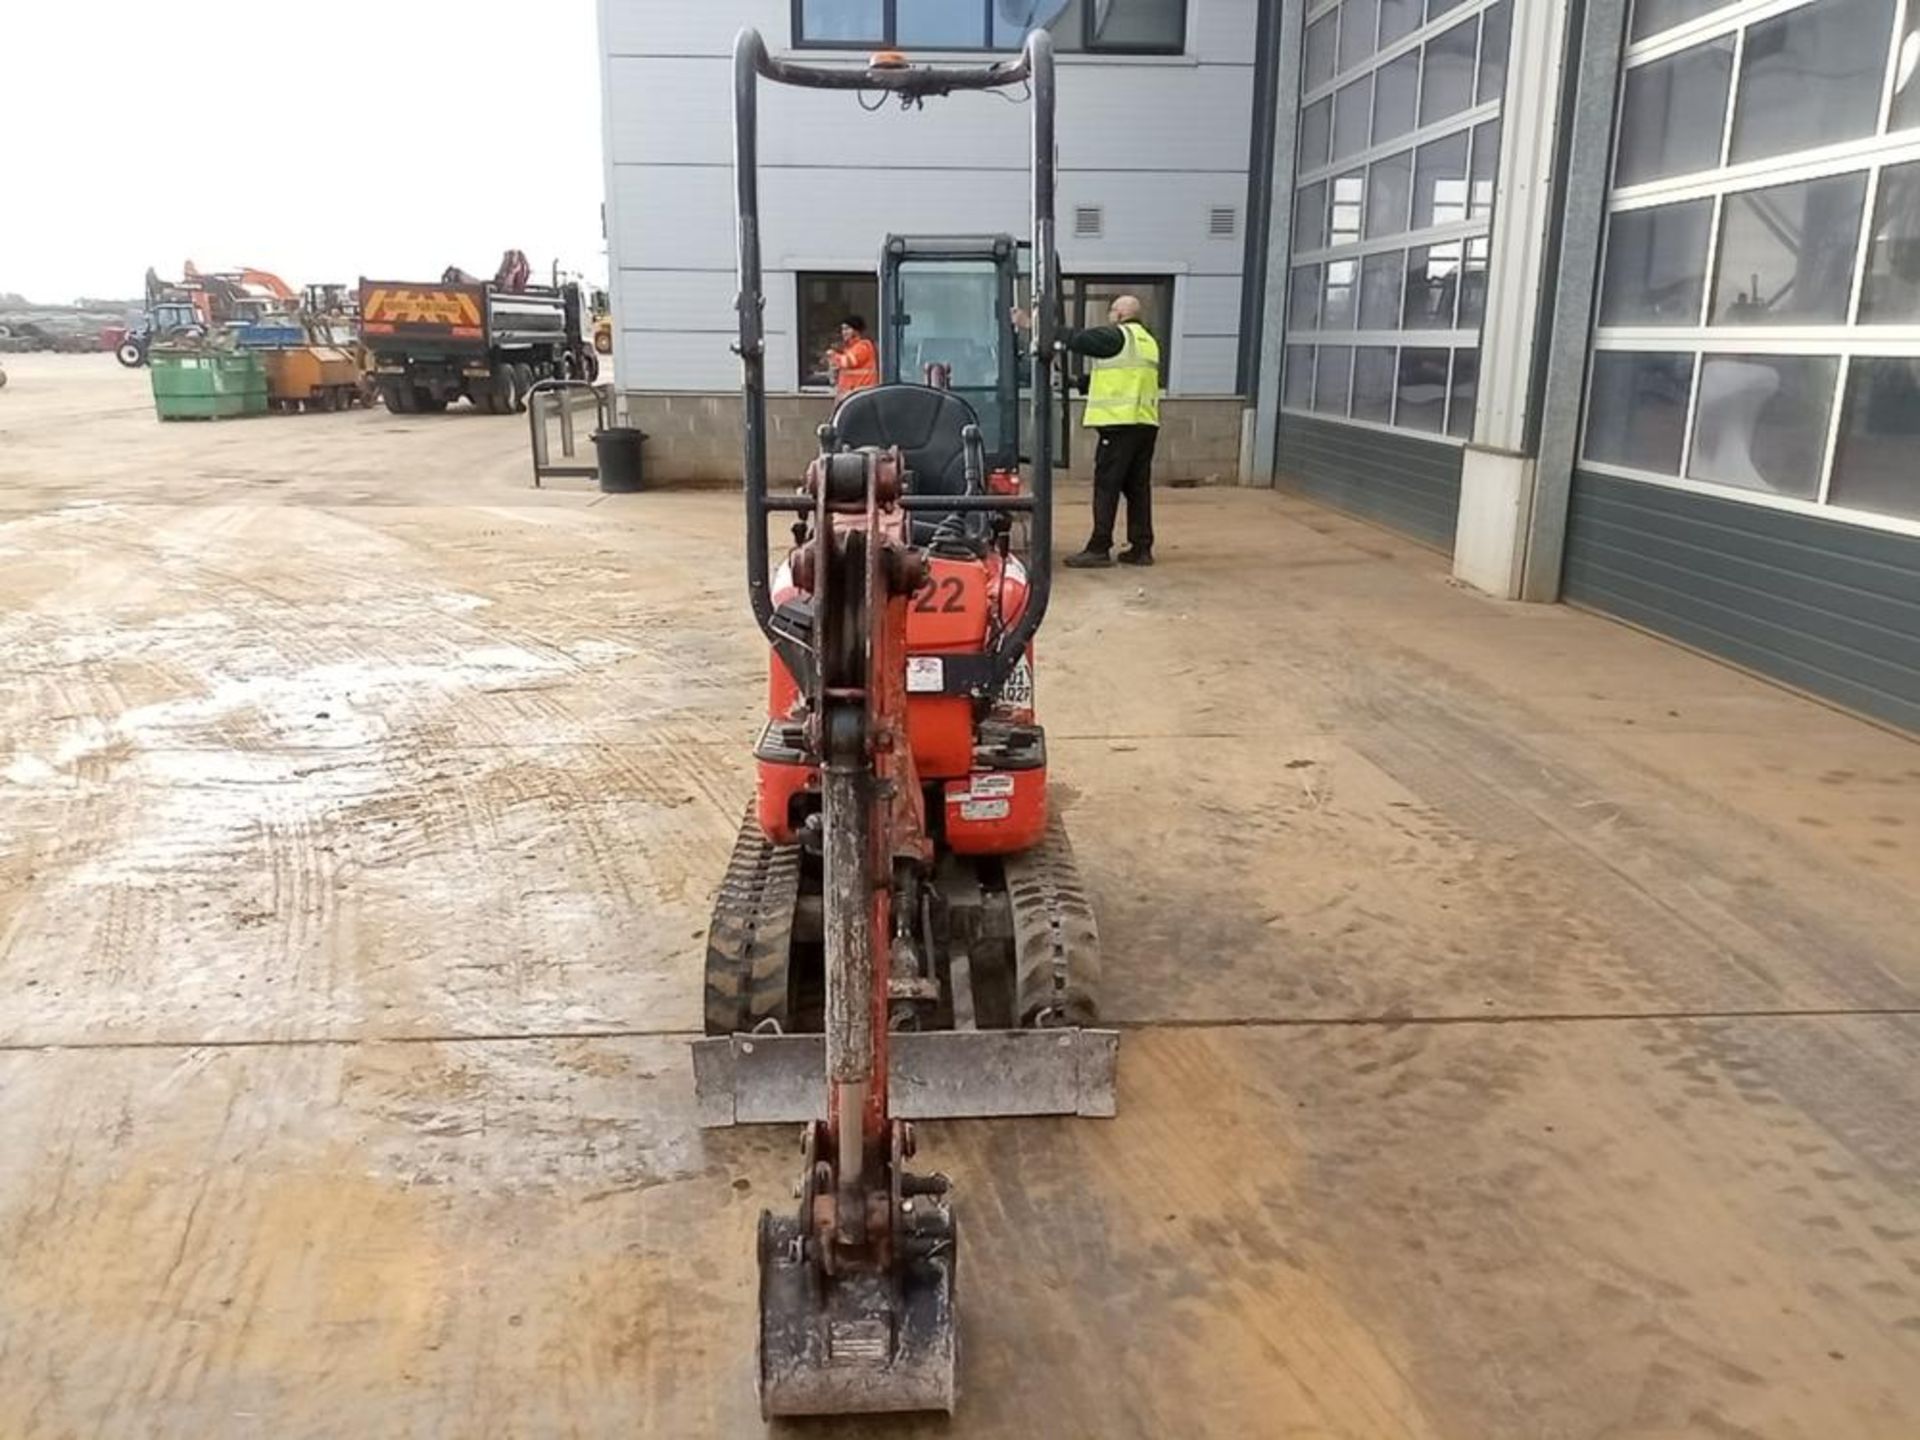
[591,286,612,355]
[263,344,366,412]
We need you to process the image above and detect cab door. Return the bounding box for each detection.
[880,238,1020,471]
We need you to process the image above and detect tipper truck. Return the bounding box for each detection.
[358,275,596,414]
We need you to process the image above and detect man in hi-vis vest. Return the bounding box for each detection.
[1016,295,1161,568]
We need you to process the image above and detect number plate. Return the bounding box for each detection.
[1001,655,1033,709]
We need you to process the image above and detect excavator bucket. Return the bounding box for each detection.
[757,1208,958,1417]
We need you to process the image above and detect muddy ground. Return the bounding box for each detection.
[3,353,1918,1438]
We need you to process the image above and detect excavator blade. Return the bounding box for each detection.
[757,1211,959,1417]
[693,1026,1118,1127]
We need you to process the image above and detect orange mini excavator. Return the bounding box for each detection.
[692,27,1114,1419]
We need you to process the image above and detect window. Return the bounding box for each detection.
[1333,76,1374,163]
[1476,0,1509,102]
[795,0,1187,53]
[1331,170,1366,246]
[1283,0,1509,438]
[1340,0,1381,73]
[1469,120,1501,219]
[900,0,985,46]
[1614,39,1734,187]
[1584,0,1920,525]
[1860,161,1920,321]
[1687,353,1838,497]
[1353,346,1398,421]
[1284,345,1317,409]
[1828,358,1920,516]
[1359,251,1404,328]
[1077,0,1185,49]
[797,272,878,389]
[1367,151,1414,237]
[1598,199,1713,325]
[1373,52,1420,145]
[1315,344,1354,413]
[1379,0,1423,48]
[1291,264,1324,330]
[1710,174,1866,325]
[1061,275,1174,383]
[1418,17,1479,127]
[1325,259,1360,330]
[801,0,883,42]
[1396,347,1451,432]
[1405,244,1461,328]
[1306,11,1338,89]
[1296,182,1330,252]
[1448,351,1480,438]
[1728,0,1896,165]
[1630,0,1724,43]
[1301,98,1333,170]
[1585,351,1695,473]
[1457,236,1490,327]
[1413,130,1471,230]
[1893,5,1920,130]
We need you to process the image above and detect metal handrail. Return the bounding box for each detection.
[526,379,612,488]
[731,27,1058,706]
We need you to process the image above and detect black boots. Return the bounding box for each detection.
[1065,546,1153,569]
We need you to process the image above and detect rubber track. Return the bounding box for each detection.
[703,807,802,1036]
[1004,816,1102,1027]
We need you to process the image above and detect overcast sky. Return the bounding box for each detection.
[2,1,606,303]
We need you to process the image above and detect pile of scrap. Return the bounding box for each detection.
[0,293,131,353]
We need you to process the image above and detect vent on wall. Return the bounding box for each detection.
[1208,205,1238,238]
[1073,205,1104,239]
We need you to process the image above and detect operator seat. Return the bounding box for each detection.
[831,384,984,544]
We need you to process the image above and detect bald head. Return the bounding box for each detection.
[1109,294,1144,323]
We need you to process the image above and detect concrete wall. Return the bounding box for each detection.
[626,392,1248,487]
[598,0,1260,398]
[1063,397,1245,486]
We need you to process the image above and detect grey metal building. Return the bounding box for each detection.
[1250,0,1920,733]
[597,0,1263,485]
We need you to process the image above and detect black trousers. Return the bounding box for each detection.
[1088,423,1157,553]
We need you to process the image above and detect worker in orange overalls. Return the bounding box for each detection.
[824,314,878,397]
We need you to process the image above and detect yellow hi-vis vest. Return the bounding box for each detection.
[1084,321,1162,429]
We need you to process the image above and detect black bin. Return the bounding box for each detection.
[593,426,647,493]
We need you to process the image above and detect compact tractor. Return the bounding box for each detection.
[695,27,1113,1419]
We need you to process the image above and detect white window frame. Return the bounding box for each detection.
[1299,0,1505,107]
[1283,342,1480,442]
[1581,0,1920,532]
[794,268,879,393]
[1282,0,1510,436]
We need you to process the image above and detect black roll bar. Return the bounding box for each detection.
[733,27,1058,702]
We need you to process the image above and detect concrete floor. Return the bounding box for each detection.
[3,353,1919,1439]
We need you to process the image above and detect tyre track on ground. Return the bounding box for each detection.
[1,504,746,1040]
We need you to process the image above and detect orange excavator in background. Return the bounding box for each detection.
[183,261,298,305]
[116,263,275,366]
[181,262,302,334]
